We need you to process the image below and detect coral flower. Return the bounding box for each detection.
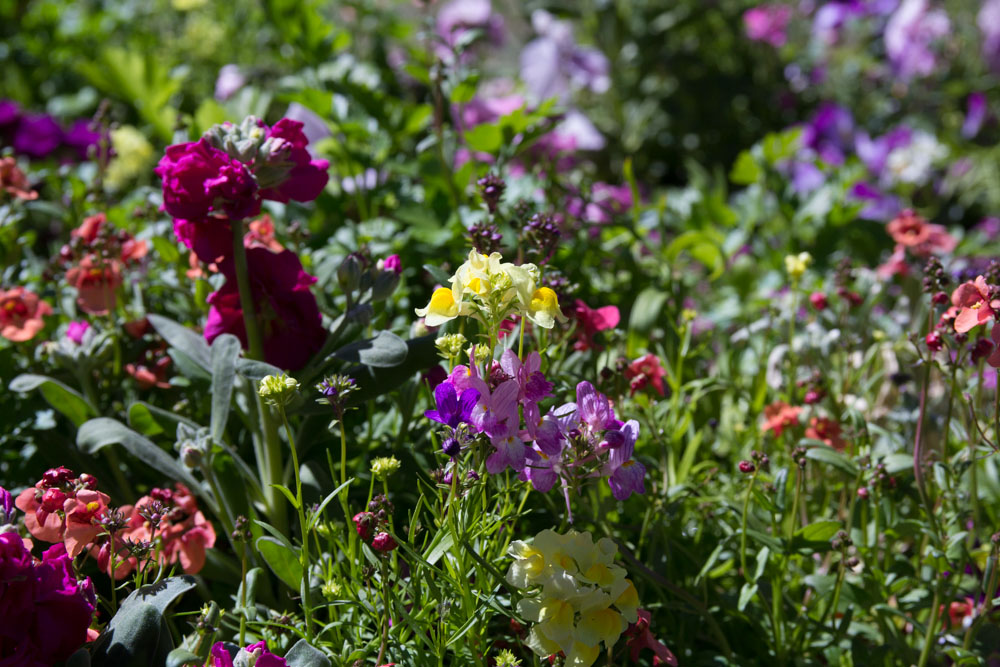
[951,275,1000,333]
[886,209,956,255]
[0,287,51,342]
[761,401,802,437]
[66,255,123,315]
[72,212,148,264]
[805,416,846,451]
[625,354,666,396]
[0,156,38,200]
[126,356,172,390]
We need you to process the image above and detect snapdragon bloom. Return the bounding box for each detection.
[604,420,646,500]
[0,287,52,342]
[469,378,527,474]
[951,276,1000,333]
[572,299,620,351]
[624,609,678,666]
[625,354,666,396]
[761,401,802,437]
[15,468,110,558]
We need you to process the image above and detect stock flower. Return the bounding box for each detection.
[743,4,792,47]
[155,138,260,221]
[0,287,52,342]
[13,113,63,158]
[806,417,846,451]
[762,401,802,437]
[0,156,38,200]
[0,536,96,664]
[258,118,330,203]
[571,299,619,351]
[625,354,666,396]
[206,249,326,369]
[66,255,123,315]
[425,380,480,429]
[951,276,999,333]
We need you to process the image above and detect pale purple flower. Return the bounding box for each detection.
[214,64,246,101]
[743,5,793,48]
[425,380,480,429]
[789,162,825,193]
[978,0,1000,72]
[576,380,619,434]
[521,445,562,493]
[849,181,900,219]
[66,320,90,345]
[812,1,865,44]
[855,126,912,176]
[802,103,854,166]
[499,350,552,409]
[470,378,519,438]
[884,0,950,81]
[520,10,609,104]
[284,102,331,158]
[522,403,564,456]
[604,420,646,500]
[486,429,529,474]
[436,0,505,60]
[962,93,987,139]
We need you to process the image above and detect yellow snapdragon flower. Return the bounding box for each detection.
[784,252,813,281]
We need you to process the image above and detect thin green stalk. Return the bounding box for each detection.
[339,420,357,578]
[231,220,264,361]
[917,579,943,667]
[740,469,758,581]
[239,546,248,646]
[279,407,314,642]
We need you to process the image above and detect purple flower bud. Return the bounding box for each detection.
[0,486,12,521]
[442,436,461,457]
[601,429,626,449]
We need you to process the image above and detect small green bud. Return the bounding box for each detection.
[435,333,467,360]
[258,373,300,406]
[371,456,401,482]
[494,649,522,666]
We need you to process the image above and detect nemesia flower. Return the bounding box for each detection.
[987,323,1000,368]
[762,401,802,437]
[424,380,480,429]
[0,287,52,342]
[0,156,38,200]
[962,93,988,139]
[951,275,999,334]
[519,9,609,104]
[0,536,96,664]
[743,5,792,47]
[244,214,284,252]
[66,255,123,315]
[571,299,619,351]
[604,420,646,500]
[205,248,326,369]
[885,209,956,256]
[625,354,666,396]
[72,213,148,264]
[979,0,1000,72]
[805,417,846,451]
[126,355,172,390]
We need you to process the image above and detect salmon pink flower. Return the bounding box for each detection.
[72,213,148,265]
[806,417,846,451]
[15,469,111,557]
[761,401,802,437]
[245,214,284,252]
[625,354,666,396]
[886,209,956,256]
[951,275,1000,333]
[0,156,38,200]
[126,356,172,390]
[66,255,122,315]
[987,324,1000,368]
[0,287,51,342]
[120,483,216,574]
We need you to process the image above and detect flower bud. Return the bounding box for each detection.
[809,292,828,311]
[372,532,398,553]
[738,460,755,474]
[925,331,943,352]
[337,254,363,293]
[371,456,401,481]
[258,373,300,406]
[353,511,375,542]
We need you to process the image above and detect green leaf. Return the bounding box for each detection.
[753,546,770,581]
[77,418,200,491]
[795,520,842,543]
[330,330,408,368]
[285,639,332,667]
[90,602,173,667]
[738,582,758,612]
[236,359,283,382]
[730,151,761,185]
[464,122,502,154]
[628,287,668,334]
[422,263,451,286]
[9,374,94,426]
[127,401,198,437]
[256,536,302,590]
[165,648,202,667]
[269,483,301,510]
[804,444,860,476]
[664,230,726,279]
[210,334,242,443]
[148,314,212,371]
[151,237,180,264]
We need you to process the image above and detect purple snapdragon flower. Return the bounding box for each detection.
[436,0,505,62]
[519,10,609,104]
[802,103,854,166]
[812,1,866,44]
[884,0,950,81]
[605,420,646,500]
[848,181,900,220]
[855,126,912,176]
[425,380,480,429]
[962,93,988,139]
[467,377,528,474]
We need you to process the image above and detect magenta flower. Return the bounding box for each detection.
[572,299,620,352]
[210,641,287,667]
[604,420,646,500]
[0,486,12,524]
[424,380,480,429]
[13,113,63,158]
[156,138,261,221]
[980,0,1000,72]
[382,254,402,274]
[63,120,102,161]
[962,93,988,139]
[65,320,91,345]
[258,118,330,204]
[206,248,327,369]
[743,5,792,48]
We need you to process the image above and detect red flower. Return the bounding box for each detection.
[805,417,846,451]
[572,299,619,351]
[625,353,666,396]
[66,255,122,315]
[761,402,802,437]
[0,286,51,342]
[624,609,678,666]
[0,156,38,200]
[951,275,999,334]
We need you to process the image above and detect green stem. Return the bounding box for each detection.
[279,407,314,642]
[339,420,357,578]
[740,470,758,581]
[917,579,943,667]
[231,219,264,361]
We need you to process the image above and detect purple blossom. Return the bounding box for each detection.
[962,92,988,139]
[855,126,912,176]
[284,102,332,159]
[0,100,20,128]
[979,0,1000,72]
[523,403,564,456]
[214,64,246,101]
[519,10,609,104]
[13,113,63,158]
[63,119,102,161]
[499,350,552,409]
[789,162,825,194]
[812,1,866,44]
[743,5,793,48]
[470,378,519,438]
[436,0,505,61]
[211,641,287,667]
[604,420,646,500]
[848,181,900,220]
[802,103,854,166]
[425,380,480,429]
[0,485,13,524]
[884,0,950,81]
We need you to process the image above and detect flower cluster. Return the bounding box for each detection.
[415,249,565,330]
[15,467,109,557]
[507,529,639,667]
[0,98,102,161]
[58,213,148,315]
[0,156,37,201]
[0,535,96,664]
[209,640,287,667]
[352,495,397,554]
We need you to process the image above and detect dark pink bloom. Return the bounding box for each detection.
[625,609,678,666]
[625,353,666,396]
[572,299,619,351]
[259,119,330,204]
[0,536,95,664]
[210,641,288,667]
[809,292,828,310]
[382,254,402,274]
[951,275,999,333]
[155,138,260,222]
[372,532,398,552]
[744,5,792,47]
[206,248,326,370]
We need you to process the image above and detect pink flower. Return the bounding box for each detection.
[206,248,326,369]
[0,156,38,200]
[744,5,792,47]
[65,255,122,315]
[0,287,51,342]
[625,609,678,666]
[372,532,398,552]
[806,417,846,451]
[381,254,402,274]
[0,535,95,664]
[14,470,111,558]
[876,244,910,279]
[155,138,260,222]
[571,299,619,351]
[117,483,216,575]
[245,214,284,252]
[210,641,288,667]
[951,275,999,333]
[258,118,330,204]
[72,213,148,264]
[66,320,90,344]
[625,353,666,396]
[762,401,802,437]
[886,209,956,256]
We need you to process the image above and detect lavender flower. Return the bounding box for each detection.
[962,93,987,139]
[884,0,950,81]
[436,0,505,61]
[519,10,609,104]
[499,350,553,410]
[979,0,1000,72]
[214,64,246,101]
